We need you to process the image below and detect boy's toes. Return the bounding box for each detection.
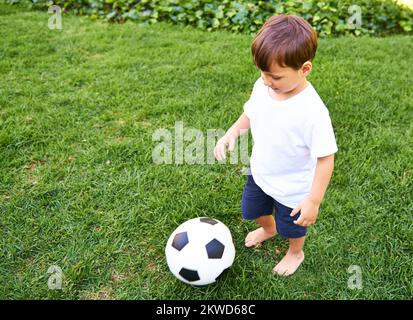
[272,265,283,275]
[245,231,253,243]
[272,250,304,276]
[244,236,257,248]
[244,230,257,246]
[245,238,261,248]
[272,265,288,276]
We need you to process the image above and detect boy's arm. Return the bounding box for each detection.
[308,154,335,204]
[214,113,250,161]
[291,154,335,227]
[226,112,250,138]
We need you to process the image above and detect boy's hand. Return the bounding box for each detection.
[214,133,236,161]
[290,198,320,227]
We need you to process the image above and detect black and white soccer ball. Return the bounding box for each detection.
[165,217,236,286]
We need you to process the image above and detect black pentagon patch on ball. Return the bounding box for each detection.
[172,232,189,251]
[179,268,200,282]
[206,239,225,259]
[200,217,218,225]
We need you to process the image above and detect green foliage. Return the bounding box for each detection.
[2,0,413,37]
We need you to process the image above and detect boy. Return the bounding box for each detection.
[214,15,338,276]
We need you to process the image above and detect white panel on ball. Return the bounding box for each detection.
[165,217,236,286]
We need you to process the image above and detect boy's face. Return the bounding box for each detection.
[260,61,312,95]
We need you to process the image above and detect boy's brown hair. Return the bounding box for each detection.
[252,15,318,71]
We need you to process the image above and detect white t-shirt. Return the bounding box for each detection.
[244,77,338,208]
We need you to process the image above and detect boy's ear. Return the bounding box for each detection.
[301,61,312,76]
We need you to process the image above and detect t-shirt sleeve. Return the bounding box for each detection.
[306,108,338,158]
[243,78,261,119]
[243,100,253,119]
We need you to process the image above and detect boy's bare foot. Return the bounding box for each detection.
[272,250,304,276]
[245,227,276,247]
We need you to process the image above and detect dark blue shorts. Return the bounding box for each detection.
[241,173,307,239]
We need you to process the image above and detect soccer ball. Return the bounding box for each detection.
[165,217,236,286]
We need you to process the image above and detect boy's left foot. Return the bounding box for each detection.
[272,250,304,276]
[245,227,276,247]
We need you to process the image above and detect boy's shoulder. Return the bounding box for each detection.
[305,83,329,111]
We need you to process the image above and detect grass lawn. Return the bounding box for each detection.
[0,4,412,299]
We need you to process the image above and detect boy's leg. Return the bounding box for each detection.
[245,214,277,247]
[273,236,305,276]
[241,173,276,247]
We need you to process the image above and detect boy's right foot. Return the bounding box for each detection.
[272,250,304,276]
[245,227,276,247]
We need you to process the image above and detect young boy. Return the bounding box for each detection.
[214,15,338,276]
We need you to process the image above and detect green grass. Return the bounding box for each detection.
[1,4,412,299]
